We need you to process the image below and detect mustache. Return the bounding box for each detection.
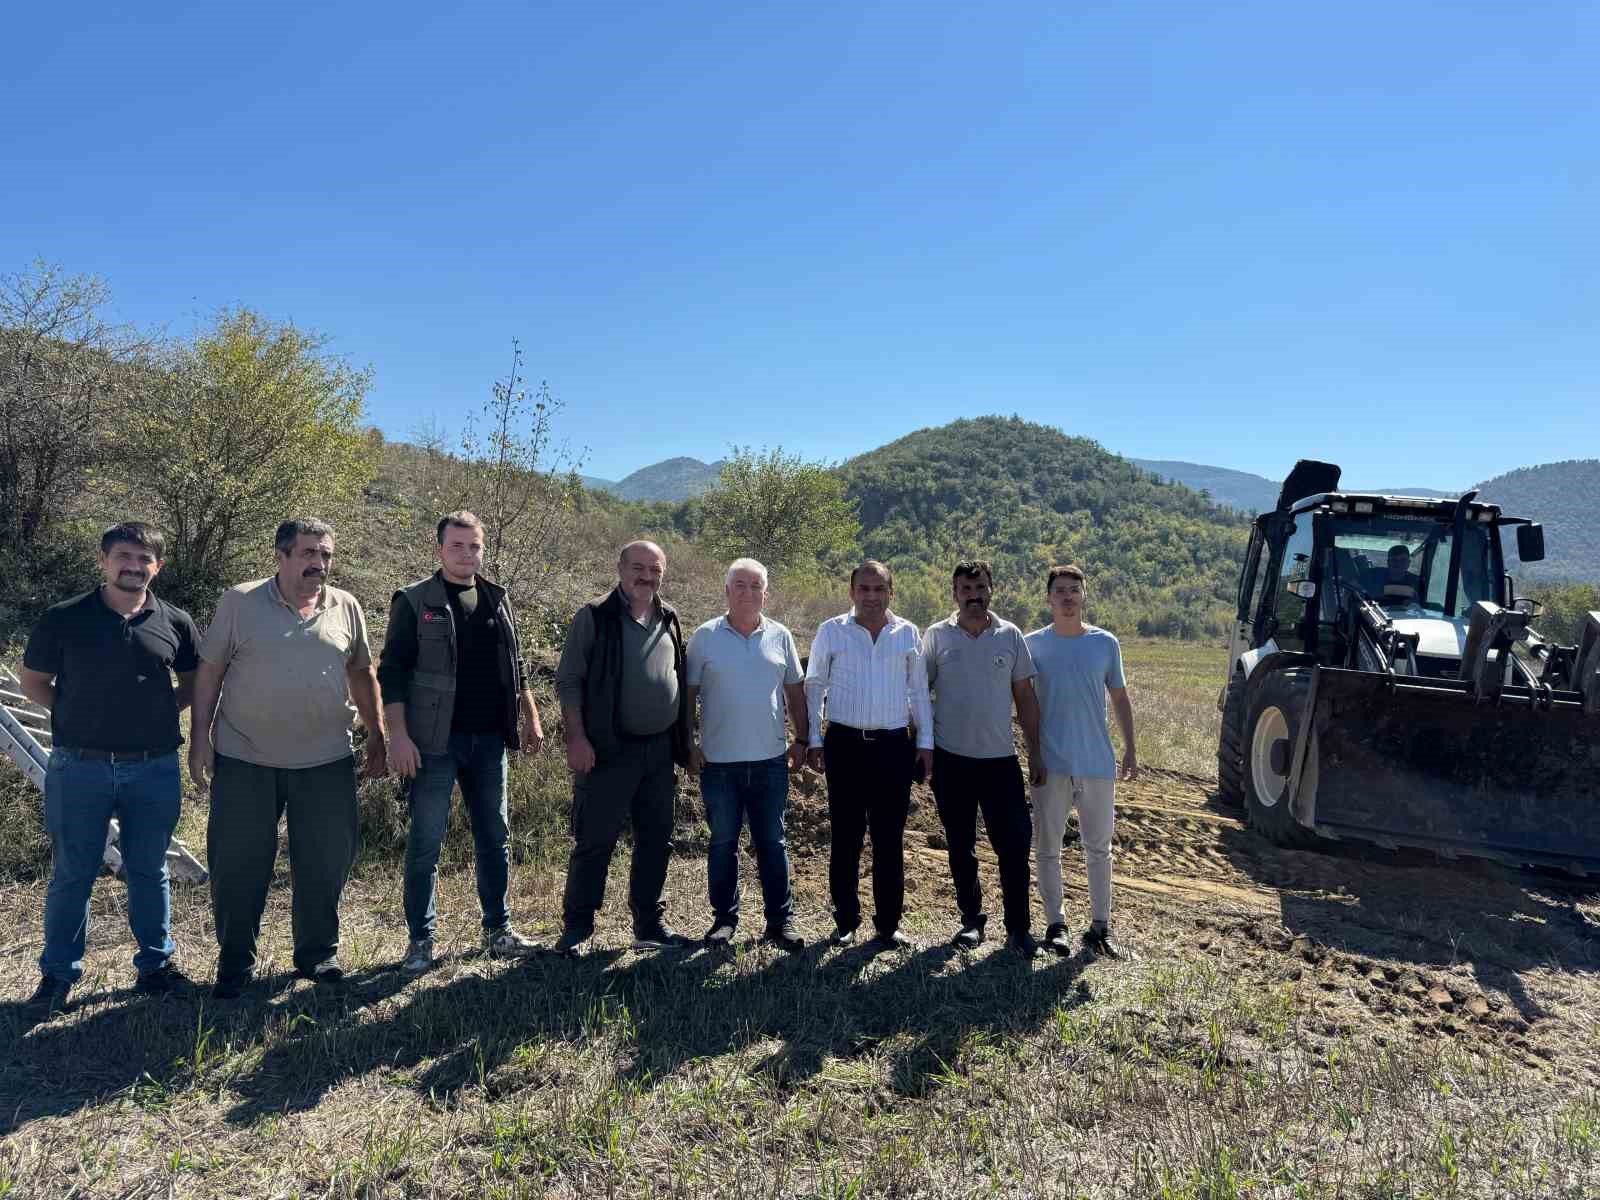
[303,567,327,577]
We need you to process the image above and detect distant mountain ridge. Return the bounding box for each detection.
[1128,456,1597,582]
[1128,459,1457,514]
[594,443,1596,584]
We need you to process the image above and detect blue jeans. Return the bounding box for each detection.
[403,733,511,940]
[40,749,181,983]
[700,755,793,929]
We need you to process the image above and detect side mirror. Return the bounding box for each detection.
[1512,597,1543,618]
[1286,579,1317,599]
[1517,523,1545,563]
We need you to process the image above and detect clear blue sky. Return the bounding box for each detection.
[4,2,1594,489]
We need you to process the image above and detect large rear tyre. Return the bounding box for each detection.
[1243,670,1320,848]
[1217,670,1246,804]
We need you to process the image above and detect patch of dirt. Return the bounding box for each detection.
[781,764,1600,1083]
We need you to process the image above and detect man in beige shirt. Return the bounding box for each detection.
[189,518,387,998]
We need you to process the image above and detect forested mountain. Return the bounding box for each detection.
[837,418,1252,636]
[604,456,723,501]
[1474,459,1600,583]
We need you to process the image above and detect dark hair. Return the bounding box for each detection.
[100,521,165,560]
[274,518,336,555]
[1387,544,1410,559]
[849,559,894,589]
[951,559,993,588]
[436,510,484,544]
[1046,563,1087,592]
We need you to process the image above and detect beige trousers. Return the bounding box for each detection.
[1030,775,1115,929]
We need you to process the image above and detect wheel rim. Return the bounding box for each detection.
[1250,706,1290,809]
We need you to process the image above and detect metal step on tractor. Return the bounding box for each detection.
[1,663,208,883]
[1217,460,1600,872]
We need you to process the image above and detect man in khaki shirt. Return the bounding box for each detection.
[190,518,387,998]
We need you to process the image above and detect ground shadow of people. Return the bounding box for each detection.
[0,965,411,1135]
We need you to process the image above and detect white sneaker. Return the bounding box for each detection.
[401,937,434,975]
[704,922,736,946]
[484,926,539,959]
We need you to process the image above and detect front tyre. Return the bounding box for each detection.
[1243,670,1320,848]
[1217,669,1247,804]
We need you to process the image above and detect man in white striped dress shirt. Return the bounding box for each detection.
[804,560,933,950]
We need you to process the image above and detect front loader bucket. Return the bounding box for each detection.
[1299,667,1600,873]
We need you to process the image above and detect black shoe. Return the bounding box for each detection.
[135,964,192,995]
[1081,926,1126,960]
[763,921,806,953]
[1007,931,1041,960]
[832,924,859,948]
[953,920,986,950]
[553,927,592,958]
[28,976,71,1013]
[873,928,913,951]
[211,972,251,1001]
[632,925,689,951]
[299,960,346,987]
[1043,923,1072,956]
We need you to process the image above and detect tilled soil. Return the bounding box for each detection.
[783,763,1600,1083]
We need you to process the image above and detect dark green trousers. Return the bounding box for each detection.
[208,753,358,977]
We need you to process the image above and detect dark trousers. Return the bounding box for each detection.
[208,754,358,977]
[823,724,913,936]
[561,731,676,937]
[931,749,1033,936]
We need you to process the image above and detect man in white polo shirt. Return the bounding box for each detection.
[685,558,808,952]
[923,559,1043,959]
[805,560,933,950]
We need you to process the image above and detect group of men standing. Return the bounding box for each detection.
[20,514,1134,1012]
[550,544,1137,964]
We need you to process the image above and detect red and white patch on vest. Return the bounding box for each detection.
[421,610,447,623]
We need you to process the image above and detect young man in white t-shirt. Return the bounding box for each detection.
[1023,564,1137,959]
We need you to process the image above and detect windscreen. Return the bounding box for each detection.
[1324,514,1495,618]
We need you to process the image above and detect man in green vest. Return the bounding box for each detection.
[552,539,692,956]
[378,511,547,975]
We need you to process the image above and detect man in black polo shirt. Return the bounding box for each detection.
[18,522,202,1009]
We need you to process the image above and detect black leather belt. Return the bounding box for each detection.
[65,747,166,762]
[826,723,909,742]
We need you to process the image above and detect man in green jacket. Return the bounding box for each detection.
[378,512,546,975]
[553,539,691,956]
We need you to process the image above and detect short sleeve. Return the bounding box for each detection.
[21,611,62,676]
[1011,628,1037,681]
[782,629,803,685]
[1105,635,1127,689]
[171,609,201,673]
[346,599,373,669]
[198,590,238,665]
[685,627,708,686]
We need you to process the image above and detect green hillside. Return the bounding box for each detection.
[1473,459,1600,584]
[837,417,1251,637]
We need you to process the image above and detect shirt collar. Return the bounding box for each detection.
[96,586,157,618]
[846,608,901,630]
[268,576,332,614]
[947,609,997,635]
[718,612,766,635]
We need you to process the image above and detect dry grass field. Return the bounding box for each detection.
[3,639,1599,1198]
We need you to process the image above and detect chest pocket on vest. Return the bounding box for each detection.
[412,611,454,748]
